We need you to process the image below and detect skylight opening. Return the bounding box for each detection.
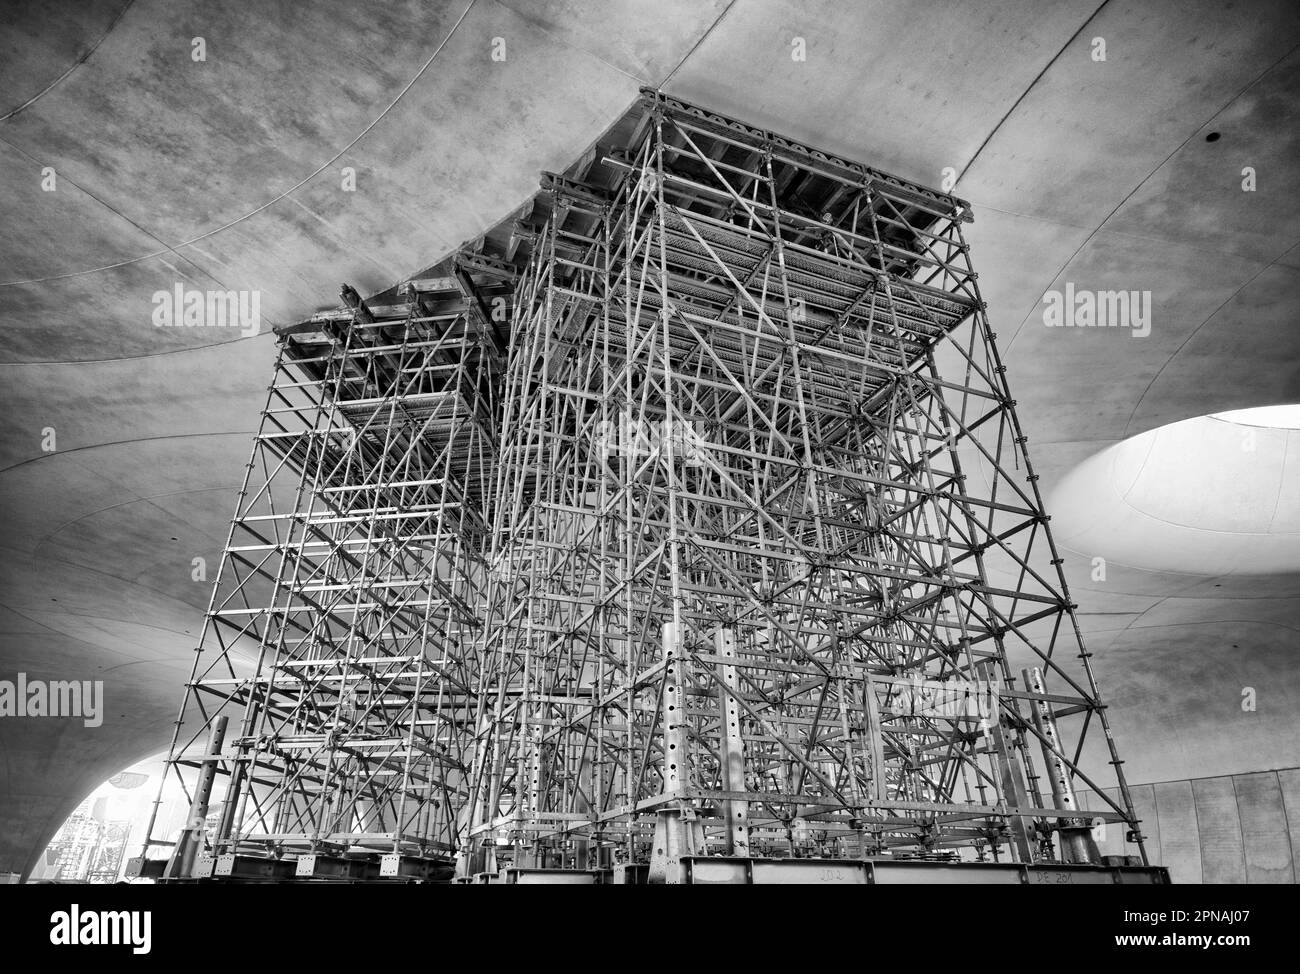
[1210,404,1300,429]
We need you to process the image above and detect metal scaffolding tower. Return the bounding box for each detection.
[137,283,501,882]
[136,90,1164,885]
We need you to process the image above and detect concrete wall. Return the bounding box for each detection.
[1079,768,1300,883]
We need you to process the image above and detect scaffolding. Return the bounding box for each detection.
[460,91,1148,882]
[138,280,501,881]
[37,797,131,883]
[137,90,1162,884]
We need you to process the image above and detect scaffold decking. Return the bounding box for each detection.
[134,90,1164,885]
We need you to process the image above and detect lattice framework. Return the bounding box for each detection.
[141,91,1147,881]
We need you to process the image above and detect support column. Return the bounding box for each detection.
[714,628,749,856]
[525,727,546,868]
[165,715,227,879]
[1024,666,1100,864]
[649,621,702,883]
[977,663,1035,863]
[661,621,688,796]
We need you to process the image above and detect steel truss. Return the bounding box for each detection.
[138,90,1152,883]
[140,285,501,880]
[462,92,1147,880]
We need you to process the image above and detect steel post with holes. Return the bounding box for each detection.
[1024,666,1101,864]
[715,628,750,856]
[165,715,227,879]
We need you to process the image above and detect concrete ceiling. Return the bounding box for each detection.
[2,0,1297,878]
[1051,414,1300,574]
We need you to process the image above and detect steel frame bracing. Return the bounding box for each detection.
[138,90,1153,884]
[140,290,500,880]
[460,92,1146,880]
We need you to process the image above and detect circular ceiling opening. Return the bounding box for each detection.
[1048,406,1300,575]
[1211,404,1300,428]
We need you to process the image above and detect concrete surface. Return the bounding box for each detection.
[1081,767,1300,883]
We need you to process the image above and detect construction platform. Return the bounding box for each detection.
[131,89,1163,885]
